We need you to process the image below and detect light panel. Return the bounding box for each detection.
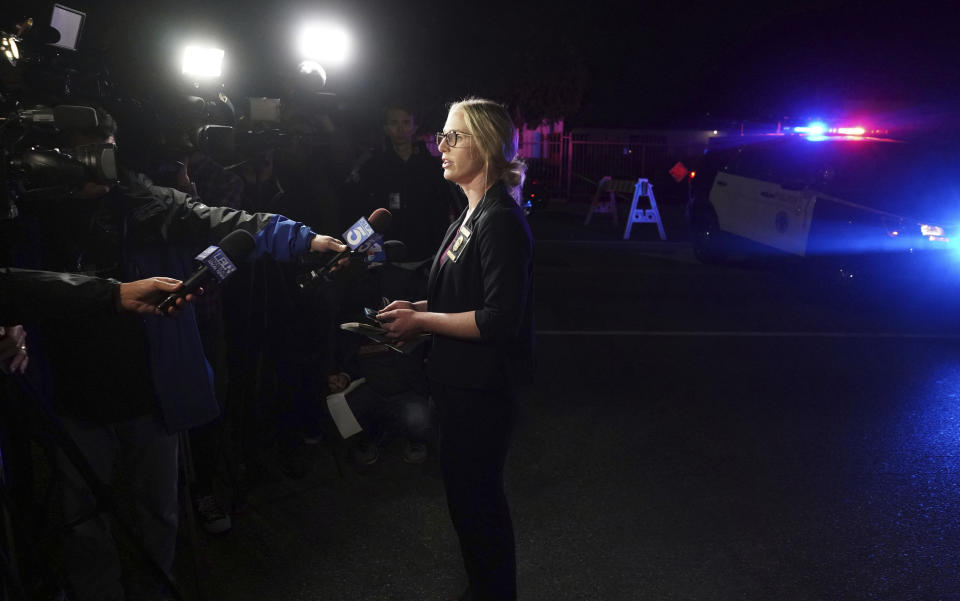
[297,23,351,65]
[182,45,224,79]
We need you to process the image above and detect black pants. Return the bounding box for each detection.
[432,380,518,601]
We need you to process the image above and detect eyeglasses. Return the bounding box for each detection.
[435,130,473,148]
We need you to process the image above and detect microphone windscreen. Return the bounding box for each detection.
[383,240,406,262]
[368,208,392,233]
[218,229,257,261]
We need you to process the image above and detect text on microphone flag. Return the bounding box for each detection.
[196,246,238,282]
[344,217,375,249]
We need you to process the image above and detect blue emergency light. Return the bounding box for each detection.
[793,122,828,135]
[788,122,873,138]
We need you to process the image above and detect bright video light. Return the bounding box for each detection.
[297,23,350,65]
[182,45,224,79]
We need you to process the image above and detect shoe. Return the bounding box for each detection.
[195,494,231,534]
[302,432,324,445]
[401,439,427,464]
[302,422,325,445]
[351,435,379,466]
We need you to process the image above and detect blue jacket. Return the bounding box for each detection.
[23,171,318,431]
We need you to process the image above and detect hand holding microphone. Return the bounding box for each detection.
[156,229,257,314]
[298,208,393,288]
[310,234,348,254]
[119,277,200,316]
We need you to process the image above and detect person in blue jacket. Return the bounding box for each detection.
[377,98,534,601]
[11,110,347,601]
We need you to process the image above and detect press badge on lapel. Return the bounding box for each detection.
[445,224,472,263]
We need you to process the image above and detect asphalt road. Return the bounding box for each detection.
[186,208,960,601]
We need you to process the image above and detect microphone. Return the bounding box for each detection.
[298,208,392,288]
[156,229,256,314]
[364,239,407,267]
[383,239,407,262]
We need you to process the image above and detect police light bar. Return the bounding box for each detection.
[793,122,827,135]
[787,122,884,137]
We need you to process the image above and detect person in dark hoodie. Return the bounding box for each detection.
[11,109,346,601]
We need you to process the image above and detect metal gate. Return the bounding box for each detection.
[520,129,710,204]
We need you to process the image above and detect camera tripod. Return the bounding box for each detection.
[0,374,210,601]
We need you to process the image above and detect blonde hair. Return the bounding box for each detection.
[448,97,526,204]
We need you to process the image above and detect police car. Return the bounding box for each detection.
[687,123,960,287]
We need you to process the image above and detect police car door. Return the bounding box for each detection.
[712,141,817,256]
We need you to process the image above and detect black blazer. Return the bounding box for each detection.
[426,181,534,390]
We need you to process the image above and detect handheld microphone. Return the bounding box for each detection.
[365,239,407,267]
[298,208,392,288]
[156,229,256,314]
[383,240,407,262]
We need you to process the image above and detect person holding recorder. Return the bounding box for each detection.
[377,97,534,601]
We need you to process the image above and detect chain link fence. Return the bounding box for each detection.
[520,129,712,205]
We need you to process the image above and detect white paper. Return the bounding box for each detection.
[325,377,366,439]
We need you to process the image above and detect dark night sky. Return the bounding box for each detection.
[6,0,960,129]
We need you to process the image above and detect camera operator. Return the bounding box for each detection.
[12,107,347,601]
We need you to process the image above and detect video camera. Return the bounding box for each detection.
[2,8,316,187]
[190,87,341,168]
[0,104,118,218]
[1,2,349,217]
[1,8,119,217]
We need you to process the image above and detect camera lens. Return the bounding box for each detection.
[72,143,118,184]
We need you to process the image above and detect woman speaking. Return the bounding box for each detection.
[377,97,534,601]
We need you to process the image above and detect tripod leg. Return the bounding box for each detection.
[0,545,27,601]
[179,431,215,601]
[7,375,191,601]
[54,420,125,601]
[56,413,188,601]
[0,482,28,601]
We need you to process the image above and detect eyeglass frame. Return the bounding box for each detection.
[435,130,473,148]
